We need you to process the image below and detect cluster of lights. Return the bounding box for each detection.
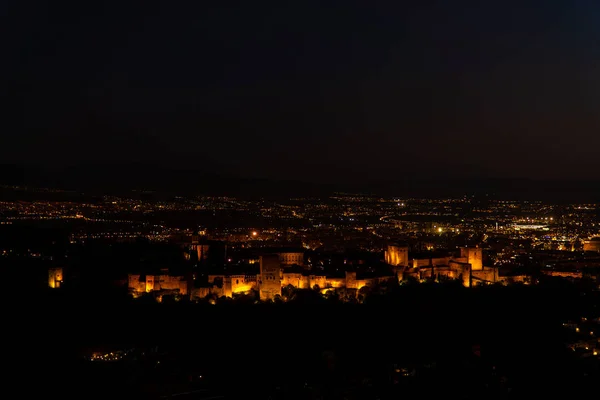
[89,351,127,362]
[563,318,599,357]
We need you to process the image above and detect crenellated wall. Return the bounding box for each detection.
[471,267,498,283]
[282,272,308,289]
[418,266,459,281]
[309,275,327,289]
[325,278,346,289]
[448,261,472,287]
[412,257,452,268]
[128,274,189,295]
[499,275,531,285]
[128,274,145,292]
[223,275,257,297]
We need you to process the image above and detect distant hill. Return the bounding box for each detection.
[1,163,599,202]
[0,163,336,199]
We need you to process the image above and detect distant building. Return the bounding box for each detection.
[129,246,496,301]
[233,247,304,267]
[277,250,304,266]
[195,244,210,261]
[392,246,497,287]
[205,274,258,298]
[255,247,305,266]
[461,247,483,271]
[513,224,549,231]
[583,237,600,252]
[191,235,211,261]
[541,270,583,279]
[385,245,409,267]
[128,273,189,296]
[48,267,63,288]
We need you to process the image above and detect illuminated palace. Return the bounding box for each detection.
[128,269,190,296]
[120,245,503,301]
[386,244,500,286]
[583,237,600,252]
[199,254,393,301]
[123,245,397,301]
[48,245,504,300]
[48,267,64,289]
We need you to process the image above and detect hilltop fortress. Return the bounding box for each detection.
[48,245,505,301]
[119,245,503,301]
[385,244,498,286]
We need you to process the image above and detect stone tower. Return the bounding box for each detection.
[48,267,63,288]
[259,254,281,300]
[385,245,409,267]
[461,247,483,271]
[345,271,357,290]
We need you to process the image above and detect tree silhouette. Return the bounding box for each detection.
[290,289,325,305]
[282,284,296,301]
[137,292,156,304]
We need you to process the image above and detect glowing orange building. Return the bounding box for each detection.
[48,267,63,288]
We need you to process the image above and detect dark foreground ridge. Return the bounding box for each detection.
[8,281,599,399]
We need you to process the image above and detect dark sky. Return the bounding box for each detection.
[2,1,600,184]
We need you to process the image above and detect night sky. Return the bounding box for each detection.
[3,1,600,184]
